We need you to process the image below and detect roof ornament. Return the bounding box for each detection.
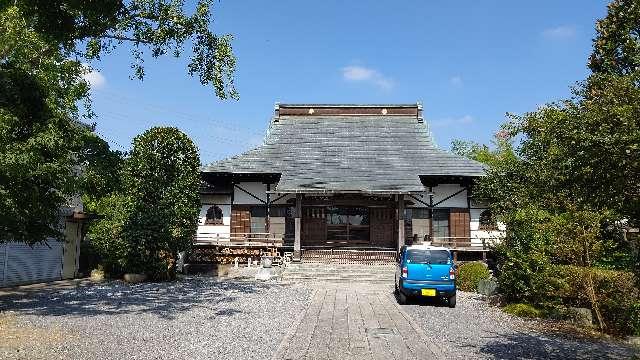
[274,102,281,122]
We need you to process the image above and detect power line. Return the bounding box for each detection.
[93,129,129,151]
[94,118,256,164]
[94,88,267,137]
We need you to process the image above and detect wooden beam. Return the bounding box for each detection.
[270,192,289,204]
[408,194,430,207]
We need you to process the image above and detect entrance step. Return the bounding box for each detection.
[301,249,396,265]
[282,263,396,283]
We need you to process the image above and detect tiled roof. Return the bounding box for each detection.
[202,114,485,193]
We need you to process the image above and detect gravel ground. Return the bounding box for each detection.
[1,278,637,360]
[0,276,311,360]
[403,291,638,359]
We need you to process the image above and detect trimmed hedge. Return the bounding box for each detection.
[457,261,491,292]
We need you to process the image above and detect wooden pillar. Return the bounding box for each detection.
[428,186,434,242]
[398,194,405,251]
[293,194,302,262]
[265,183,271,234]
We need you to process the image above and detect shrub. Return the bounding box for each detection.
[457,261,491,292]
[630,302,640,336]
[555,265,639,336]
[122,127,200,280]
[503,303,544,318]
[494,208,561,303]
[85,194,135,277]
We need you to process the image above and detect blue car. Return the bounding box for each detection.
[395,244,457,307]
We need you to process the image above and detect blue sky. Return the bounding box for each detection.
[85,0,609,164]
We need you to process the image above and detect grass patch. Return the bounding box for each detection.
[503,303,545,318]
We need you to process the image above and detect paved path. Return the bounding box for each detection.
[272,284,445,360]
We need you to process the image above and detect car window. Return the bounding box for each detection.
[406,249,450,264]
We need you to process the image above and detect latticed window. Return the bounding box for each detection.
[432,209,450,239]
[250,206,266,233]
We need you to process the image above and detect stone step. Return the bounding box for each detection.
[283,271,395,279]
[284,274,394,280]
[282,263,396,283]
[282,276,394,284]
[288,263,395,267]
[284,268,395,275]
[294,263,395,268]
[284,269,395,276]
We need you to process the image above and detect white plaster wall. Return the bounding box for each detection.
[433,184,468,208]
[234,181,294,205]
[270,217,286,236]
[197,194,231,240]
[470,208,505,246]
[411,218,430,238]
[233,182,267,204]
[410,184,468,208]
[201,194,230,205]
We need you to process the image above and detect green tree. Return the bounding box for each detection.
[122,127,200,278]
[8,0,237,99]
[1,1,235,244]
[1,7,93,243]
[452,0,640,333]
[451,133,526,215]
[588,0,640,76]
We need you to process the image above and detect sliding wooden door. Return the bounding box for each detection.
[230,206,251,241]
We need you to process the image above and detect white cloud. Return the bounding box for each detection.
[542,25,576,40]
[81,66,106,89]
[341,65,393,90]
[431,115,474,127]
[450,75,463,87]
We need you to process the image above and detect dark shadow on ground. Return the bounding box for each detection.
[478,331,636,359]
[392,289,448,307]
[410,296,449,307]
[0,276,290,320]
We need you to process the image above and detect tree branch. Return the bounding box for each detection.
[100,34,153,44]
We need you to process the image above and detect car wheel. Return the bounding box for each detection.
[447,294,456,308]
[397,290,408,305]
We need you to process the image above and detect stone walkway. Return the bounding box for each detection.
[271,284,445,360]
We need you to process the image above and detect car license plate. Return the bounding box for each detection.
[421,289,436,297]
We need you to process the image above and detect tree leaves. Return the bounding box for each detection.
[453,0,640,297]
[121,127,200,277]
[589,0,640,76]
[0,1,236,243]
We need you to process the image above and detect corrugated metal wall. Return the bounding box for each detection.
[0,244,6,286]
[1,241,63,287]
